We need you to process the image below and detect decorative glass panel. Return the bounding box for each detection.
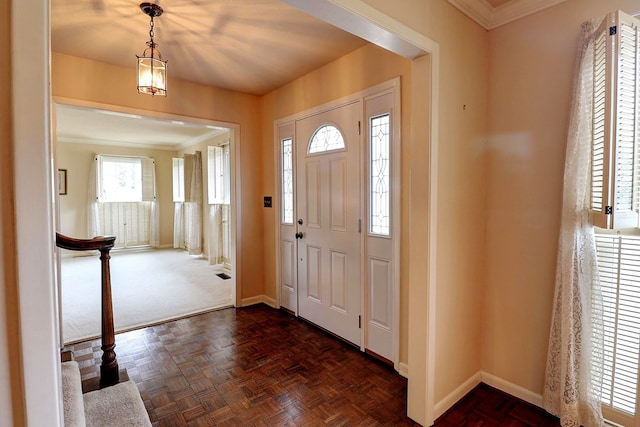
[370,114,390,236]
[282,138,294,224]
[308,124,345,153]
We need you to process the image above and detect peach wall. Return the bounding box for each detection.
[484,0,640,397]
[0,1,25,425]
[15,1,639,425]
[52,53,263,300]
[358,0,489,410]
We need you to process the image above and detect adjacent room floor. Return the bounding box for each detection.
[61,248,233,344]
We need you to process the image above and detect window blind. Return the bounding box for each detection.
[590,12,640,229]
[595,232,640,415]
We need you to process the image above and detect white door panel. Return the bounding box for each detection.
[278,123,297,313]
[363,90,397,362]
[296,102,361,346]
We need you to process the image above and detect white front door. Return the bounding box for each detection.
[295,102,361,345]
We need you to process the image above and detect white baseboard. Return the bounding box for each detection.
[397,362,409,378]
[240,295,277,308]
[480,371,543,409]
[262,295,277,308]
[433,371,545,420]
[240,296,264,307]
[434,371,482,419]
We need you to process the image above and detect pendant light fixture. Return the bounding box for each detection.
[136,2,167,96]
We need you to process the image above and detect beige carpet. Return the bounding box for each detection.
[61,248,233,344]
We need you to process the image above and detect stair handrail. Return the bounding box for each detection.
[56,232,120,388]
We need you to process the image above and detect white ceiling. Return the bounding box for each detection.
[51,0,369,147]
[51,0,368,96]
[52,0,565,148]
[56,104,228,150]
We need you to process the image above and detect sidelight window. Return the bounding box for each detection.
[281,138,294,224]
[369,114,391,236]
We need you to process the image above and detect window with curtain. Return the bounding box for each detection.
[95,154,157,248]
[207,144,230,205]
[172,152,203,254]
[588,10,640,426]
[206,145,230,264]
[172,157,185,202]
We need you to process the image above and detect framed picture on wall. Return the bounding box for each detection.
[58,169,67,195]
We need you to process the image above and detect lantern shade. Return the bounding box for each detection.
[136,3,167,96]
[137,54,167,96]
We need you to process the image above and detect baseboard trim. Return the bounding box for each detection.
[240,295,277,308]
[398,362,409,378]
[262,295,277,308]
[480,371,543,409]
[240,296,264,307]
[434,371,482,419]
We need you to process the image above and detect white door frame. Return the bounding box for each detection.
[274,78,401,362]
[14,0,439,425]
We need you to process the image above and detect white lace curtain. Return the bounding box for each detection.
[207,204,223,265]
[179,151,202,255]
[542,19,604,427]
[173,203,184,249]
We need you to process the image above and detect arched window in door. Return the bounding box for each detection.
[308,124,345,153]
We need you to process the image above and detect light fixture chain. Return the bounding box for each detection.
[149,17,155,43]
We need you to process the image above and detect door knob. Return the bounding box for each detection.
[295,232,304,239]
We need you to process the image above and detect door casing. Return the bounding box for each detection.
[274,78,401,369]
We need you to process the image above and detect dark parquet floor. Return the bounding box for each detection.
[434,383,561,427]
[68,304,418,426]
[67,304,561,426]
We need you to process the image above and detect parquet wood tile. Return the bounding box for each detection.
[67,304,418,426]
[435,383,562,427]
[66,304,561,426]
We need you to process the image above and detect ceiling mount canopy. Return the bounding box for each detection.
[136,2,168,96]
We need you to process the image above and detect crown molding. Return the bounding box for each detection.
[447,0,493,29]
[448,0,568,30]
[57,136,182,151]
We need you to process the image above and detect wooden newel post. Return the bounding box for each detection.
[55,233,119,388]
[98,245,119,387]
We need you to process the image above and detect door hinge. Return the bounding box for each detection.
[358,315,361,329]
[358,120,361,135]
[358,219,362,233]
[610,25,617,36]
[605,205,613,215]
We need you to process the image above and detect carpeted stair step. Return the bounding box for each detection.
[61,361,151,427]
